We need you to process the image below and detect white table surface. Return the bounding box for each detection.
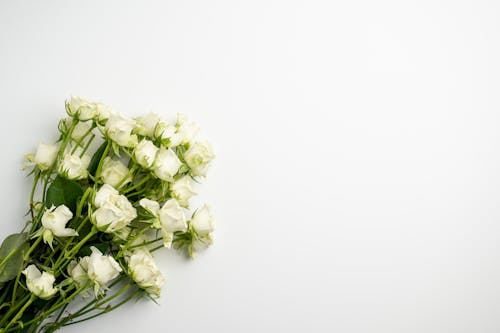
[1,0,500,332]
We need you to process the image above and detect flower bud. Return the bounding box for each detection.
[100,157,131,189]
[22,265,58,299]
[126,249,164,297]
[152,147,181,182]
[134,139,159,169]
[183,141,215,177]
[58,154,90,180]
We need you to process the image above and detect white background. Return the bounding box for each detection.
[1,0,500,332]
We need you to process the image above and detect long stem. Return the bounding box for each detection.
[62,289,140,327]
[3,295,35,330]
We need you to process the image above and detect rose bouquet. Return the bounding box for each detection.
[0,97,215,332]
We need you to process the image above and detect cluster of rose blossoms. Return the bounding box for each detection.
[0,96,215,332]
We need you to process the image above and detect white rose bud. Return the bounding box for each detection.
[94,184,118,207]
[139,198,160,216]
[41,205,77,247]
[135,112,160,137]
[87,247,122,289]
[25,143,59,171]
[92,184,137,233]
[67,256,90,288]
[184,141,215,177]
[190,205,215,236]
[105,113,138,148]
[71,121,92,141]
[100,157,131,189]
[95,102,112,123]
[158,199,186,247]
[58,154,91,180]
[155,121,182,147]
[171,176,197,207]
[134,139,159,169]
[126,249,165,297]
[66,96,98,121]
[176,113,200,144]
[22,265,58,299]
[152,147,181,182]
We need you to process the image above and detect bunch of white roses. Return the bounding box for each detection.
[0,96,215,333]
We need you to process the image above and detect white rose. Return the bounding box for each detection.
[92,184,137,232]
[87,246,122,288]
[22,265,58,299]
[139,198,160,216]
[71,121,92,141]
[94,184,118,207]
[135,112,160,137]
[155,121,182,147]
[67,256,90,288]
[126,249,165,297]
[158,199,186,247]
[66,96,98,121]
[58,154,90,180]
[100,157,131,189]
[176,113,199,144]
[171,176,197,207]
[152,147,181,182]
[27,143,59,171]
[190,205,215,235]
[95,102,112,122]
[41,205,77,247]
[184,141,215,177]
[105,113,138,148]
[134,139,159,169]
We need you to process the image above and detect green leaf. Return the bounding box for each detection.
[87,141,108,177]
[46,176,84,213]
[0,233,28,283]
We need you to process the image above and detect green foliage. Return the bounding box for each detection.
[87,141,108,177]
[0,233,28,283]
[45,176,84,213]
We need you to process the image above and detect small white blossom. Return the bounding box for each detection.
[25,143,59,171]
[87,247,122,291]
[40,205,77,247]
[22,265,58,299]
[100,157,131,189]
[134,139,159,169]
[126,249,164,297]
[92,184,137,233]
[66,96,98,121]
[58,154,90,180]
[184,141,215,177]
[158,199,187,247]
[71,121,92,141]
[135,112,160,137]
[67,256,90,288]
[171,176,197,207]
[105,113,138,148]
[190,205,215,236]
[152,147,181,182]
[139,198,160,216]
[176,113,199,144]
[155,121,182,147]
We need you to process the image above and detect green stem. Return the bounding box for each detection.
[29,171,41,222]
[75,187,93,220]
[0,293,31,327]
[3,295,35,330]
[24,236,42,260]
[79,133,95,158]
[63,288,140,327]
[122,174,151,194]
